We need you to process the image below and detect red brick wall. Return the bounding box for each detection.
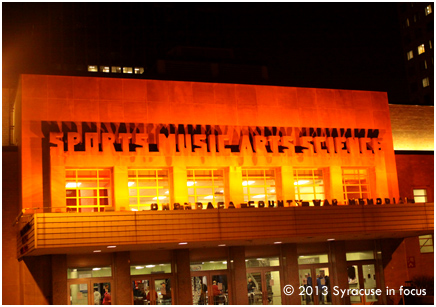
[395,154,434,202]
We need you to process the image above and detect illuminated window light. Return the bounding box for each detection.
[134,67,144,74]
[245,260,248,262]
[152,196,166,200]
[165,191,169,194]
[92,268,101,271]
[66,182,81,188]
[327,238,335,241]
[111,66,122,73]
[128,182,135,187]
[418,44,425,55]
[252,194,265,199]
[295,180,309,185]
[187,181,196,186]
[87,65,98,72]
[425,4,432,16]
[135,266,144,269]
[407,50,413,60]
[145,265,155,268]
[218,244,226,247]
[178,242,188,245]
[274,242,282,244]
[203,195,214,199]
[270,189,275,193]
[222,261,227,264]
[130,208,138,211]
[123,67,133,74]
[93,250,101,253]
[256,258,264,261]
[107,246,116,248]
[100,66,110,73]
[242,181,255,186]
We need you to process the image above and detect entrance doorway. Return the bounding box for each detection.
[68,280,113,305]
[131,275,173,305]
[246,268,282,305]
[191,271,229,305]
[298,266,332,305]
[347,263,379,304]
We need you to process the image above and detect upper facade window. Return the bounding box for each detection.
[425,4,432,16]
[128,169,169,211]
[413,189,427,203]
[187,169,224,207]
[418,44,425,55]
[422,77,430,88]
[111,66,122,73]
[100,66,110,73]
[87,65,98,72]
[66,169,112,212]
[342,168,370,202]
[123,67,133,74]
[407,50,414,60]
[242,169,276,203]
[294,169,325,201]
[419,235,433,253]
[134,67,144,74]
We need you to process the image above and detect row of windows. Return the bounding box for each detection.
[407,42,432,60]
[65,168,373,212]
[405,4,432,27]
[87,65,144,74]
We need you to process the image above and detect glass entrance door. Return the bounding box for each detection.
[246,269,282,305]
[298,266,332,305]
[132,276,173,305]
[191,271,229,305]
[347,263,378,304]
[69,280,112,305]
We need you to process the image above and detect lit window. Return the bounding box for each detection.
[111,66,122,73]
[246,257,280,268]
[422,77,430,88]
[190,260,228,271]
[66,169,112,212]
[130,263,171,275]
[294,169,325,201]
[128,169,169,211]
[123,67,133,74]
[413,189,427,202]
[68,267,112,279]
[100,66,110,73]
[406,18,410,27]
[242,169,276,203]
[425,5,432,16]
[87,65,98,72]
[407,50,414,60]
[429,40,432,49]
[424,60,428,69]
[418,44,425,55]
[134,67,144,74]
[187,169,224,207]
[342,168,371,203]
[419,235,433,253]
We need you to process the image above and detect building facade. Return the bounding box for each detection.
[3,74,434,305]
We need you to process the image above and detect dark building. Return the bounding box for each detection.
[398,2,434,105]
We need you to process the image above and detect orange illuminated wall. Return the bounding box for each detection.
[18,74,399,211]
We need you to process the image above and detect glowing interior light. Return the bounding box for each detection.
[218,244,226,247]
[252,195,265,199]
[107,246,116,248]
[152,196,166,200]
[274,242,282,244]
[92,268,101,271]
[165,191,169,194]
[93,250,101,253]
[222,261,227,264]
[178,242,188,245]
[242,181,255,186]
[128,182,135,187]
[66,182,81,188]
[135,266,144,269]
[327,238,335,241]
[270,189,276,193]
[145,265,155,268]
[204,195,214,199]
[220,190,224,193]
[295,180,309,185]
[187,181,196,186]
[131,208,138,211]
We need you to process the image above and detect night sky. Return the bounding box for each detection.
[3,3,410,104]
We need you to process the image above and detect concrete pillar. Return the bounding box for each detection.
[330,241,350,304]
[281,244,300,305]
[114,252,131,305]
[278,166,295,205]
[229,246,248,305]
[329,166,344,204]
[175,249,192,305]
[52,254,67,305]
[227,167,244,207]
[172,167,189,207]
